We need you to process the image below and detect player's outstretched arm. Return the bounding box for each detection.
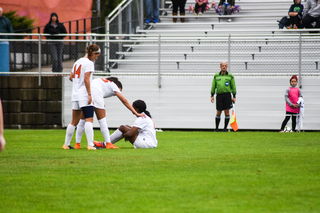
[115,92,146,118]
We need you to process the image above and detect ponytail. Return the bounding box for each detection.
[144,110,152,118]
[86,44,100,60]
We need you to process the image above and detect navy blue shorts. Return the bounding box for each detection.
[81,106,94,118]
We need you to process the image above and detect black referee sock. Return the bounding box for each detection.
[215,116,221,130]
[224,116,230,130]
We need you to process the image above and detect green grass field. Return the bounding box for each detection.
[0,130,319,213]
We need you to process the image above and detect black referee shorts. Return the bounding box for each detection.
[216,93,233,111]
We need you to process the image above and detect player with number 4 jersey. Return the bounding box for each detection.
[71,58,95,103]
[63,44,101,150]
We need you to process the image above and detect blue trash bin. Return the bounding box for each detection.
[0,41,9,72]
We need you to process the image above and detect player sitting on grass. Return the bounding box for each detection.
[94,100,158,149]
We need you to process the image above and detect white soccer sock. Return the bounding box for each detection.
[64,124,76,146]
[98,117,111,143]
[85,122,94,147]
[110,129,124,144]
[75,119,85,144]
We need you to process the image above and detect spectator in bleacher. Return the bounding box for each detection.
[302,0,320,31]
[144,0,159,24]
[279,75,302,133]
[172,0,187,23]
[43,12,67,72]
[210,62,237,132]
[194,0,209,16]
[0,7,14,39]
[218,0,235,22]
[287,0,304,29]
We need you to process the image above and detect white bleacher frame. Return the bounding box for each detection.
[62,0,320,131]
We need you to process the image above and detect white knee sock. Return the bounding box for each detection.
[98,117,111,143]
[110,129,124,144]
[76,119,85,144]
[85,122,94,147]
[65,124,76,146]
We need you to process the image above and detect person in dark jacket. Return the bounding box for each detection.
[288,0,304,29]
[218,0,235,22]
[43,12,67,72]
[0,7,14,39]
[218,0,235,15]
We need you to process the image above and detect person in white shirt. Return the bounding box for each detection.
[63,44,100,150]
[94,100,157,149]
[75,77,145,149]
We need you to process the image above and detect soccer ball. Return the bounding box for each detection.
[284,126,292,133]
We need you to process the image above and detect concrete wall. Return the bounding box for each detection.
[62,75,320,131]
[0,76,62,129]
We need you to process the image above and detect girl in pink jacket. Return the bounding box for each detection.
[280,75,302,132]
[194,0,209,15]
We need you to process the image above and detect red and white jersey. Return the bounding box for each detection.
[70,57,94,101]
[92,78,121,98]
[133,113,157,147]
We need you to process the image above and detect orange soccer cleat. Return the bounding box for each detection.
[87,145,97,150]
[62,144,74,149]
[106,143,120,149]
[93,141,106,148]
[75,143,81,149]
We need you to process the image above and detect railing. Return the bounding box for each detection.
[105,0,166,35]
[14,16,102,35]
[1,31,320,88]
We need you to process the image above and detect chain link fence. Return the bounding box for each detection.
[108,34,320,75]
[2,33,320,77]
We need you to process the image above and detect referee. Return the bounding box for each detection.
[210,62,237,132]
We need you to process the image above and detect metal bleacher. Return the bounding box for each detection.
[108,0,320,75]
[62,0,320,131]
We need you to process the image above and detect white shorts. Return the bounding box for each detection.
[72,100,93,110]
[133,135,157,149]
[92,90,105,109]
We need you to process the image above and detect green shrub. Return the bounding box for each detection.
[3,11,34,33]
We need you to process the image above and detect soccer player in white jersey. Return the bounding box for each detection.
[75,77,145,149]
[94,100,157,149]
[63,44,100,150]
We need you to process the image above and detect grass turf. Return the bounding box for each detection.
[0,130,319,213]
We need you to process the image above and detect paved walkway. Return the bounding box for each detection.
[27,60,75,73]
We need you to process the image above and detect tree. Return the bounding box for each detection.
[3,11,34,33]
[92,0,123,34]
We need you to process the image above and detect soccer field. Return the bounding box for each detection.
[0,130,319,213]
